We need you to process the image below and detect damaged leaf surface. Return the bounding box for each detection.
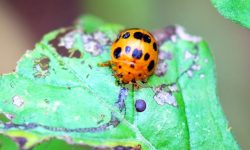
[0,15,239,149]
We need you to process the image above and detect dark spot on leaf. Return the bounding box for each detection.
[88,64,92,69]
[40,58,50,65]
[122,32,130,39]
[143,34,151,43]
[114,145,133,150]
[110,115,120,127]
[53,46,70,57]
[144,53,150,61]
[71,50,82,58]
[114,47,122,58]
[132,49,143,59]
[115,88,128,112]
[33,57,51,78]
[25,123,38,129]
[97,115,105,125]
[33,57,50,78]
[49,30,70,54]
[147,60,155,72]
[13,137,27,148]
[44,99,50,104]
[134,32,143,40]
[135,99,146,112]
[3,123,15,129]
[34,57,50,71]
[194,44,199,50]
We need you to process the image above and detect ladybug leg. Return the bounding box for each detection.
[133,83,140,90]
[134,80,152,89]
[98,61,112,67]
[141,79,148,84]
[131,80,140,90]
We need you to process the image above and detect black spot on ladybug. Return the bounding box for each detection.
[115,33,121,42]
[143,34,151,43]
[147,60,155,72]
[135,99,146,112]
[128,72,131,74]
[132,49,143,59]
[153,42,157,51]
[122,32,130,39]
[118,65,122,69]
[114,47,122,58]
[130,63,135,68]
[134,32,143,40]
[125,46,131,54]
[138,73,142,77]
[144,53,150,61]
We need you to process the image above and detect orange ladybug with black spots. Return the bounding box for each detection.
[101,28,158,84]
[111,28,158,84]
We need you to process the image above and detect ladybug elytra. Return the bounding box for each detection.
[101,28,158,84]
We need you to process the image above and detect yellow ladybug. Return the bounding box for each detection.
[101,28,158,84]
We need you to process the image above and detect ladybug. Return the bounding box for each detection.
[101,28,158,84]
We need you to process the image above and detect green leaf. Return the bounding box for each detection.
[32,138,97,150]
[0,16,239,149]
[0,134,18,150]
[211,0,250,28]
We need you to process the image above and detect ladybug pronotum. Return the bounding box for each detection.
[110,28,158,84]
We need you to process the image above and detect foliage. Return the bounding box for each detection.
[211,0,250,29]
[0,15,239,149]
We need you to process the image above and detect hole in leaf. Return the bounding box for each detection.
[49,29,82,58]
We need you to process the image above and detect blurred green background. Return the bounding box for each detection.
[0,0,249,149]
